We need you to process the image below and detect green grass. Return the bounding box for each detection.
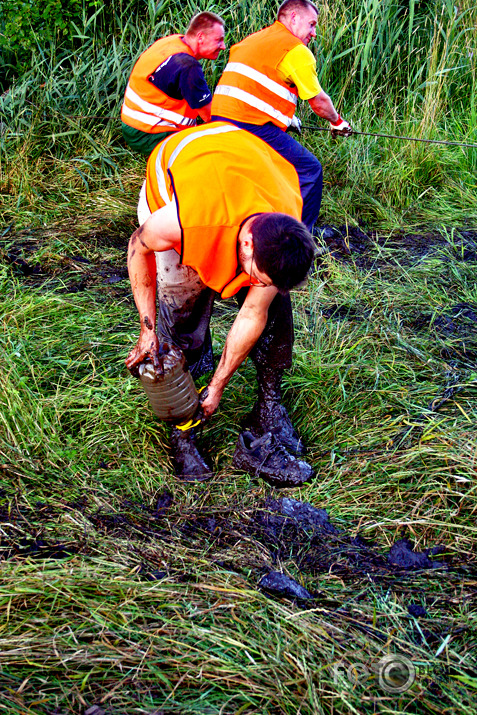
[1,0,476,712]
[1,216,476,713]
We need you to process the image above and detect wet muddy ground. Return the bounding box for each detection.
[1,220,476,626]
[1,489,476,659]
[2,220,475,427]
[2,222,477,356]
[0,220,133,300]
[316,223,477,268]
[2,220,477,296]
[1,488,475,582]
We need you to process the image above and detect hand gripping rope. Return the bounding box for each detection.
[301,124,477,149]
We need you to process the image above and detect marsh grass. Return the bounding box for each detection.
[1,215,476,713]
[1,0,477,712]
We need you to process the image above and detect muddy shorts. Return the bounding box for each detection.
[137,183,294,379]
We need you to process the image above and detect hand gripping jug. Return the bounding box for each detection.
[137,343,199,426]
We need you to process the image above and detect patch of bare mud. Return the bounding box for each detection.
[0,221,133,298]
[1,489,474,665]
[315,225,477,269]
[2,491,473,581]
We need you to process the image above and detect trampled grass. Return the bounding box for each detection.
[1,0,477,712]
[1,215,476,713]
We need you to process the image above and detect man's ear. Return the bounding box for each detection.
[238,222,254,257]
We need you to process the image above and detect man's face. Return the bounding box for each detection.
[238,245,274,287]
[197,23,226,60]
[289,7,318,45]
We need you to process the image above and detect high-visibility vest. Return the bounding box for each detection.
[211,22,301,130]
[121,35,199,134]
[145,122,303,298]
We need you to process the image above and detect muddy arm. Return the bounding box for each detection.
[201,286,279,417]
[125,203,181,372]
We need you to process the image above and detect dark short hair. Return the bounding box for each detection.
[251,213,315,292]
[186,11,225,35]
[277,0,319,21]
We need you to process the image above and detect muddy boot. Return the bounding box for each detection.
[233,431,314,487]
[169,427,212,482]
[244,368,307,456]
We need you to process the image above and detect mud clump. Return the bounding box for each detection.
[408,603,428,618]
[259,497,339,536]
[247,499,450,581]
[259,571,313,600]
[388,539,446,570]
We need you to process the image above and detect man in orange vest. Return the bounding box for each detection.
[121,12,225,155]
[211,0,351,232]
[126,122,318,487]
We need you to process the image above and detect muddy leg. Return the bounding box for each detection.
[238,291,307,456]
[155,251,216,477]
[169,426,212,482]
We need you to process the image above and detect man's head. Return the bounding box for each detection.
[185,12,226,60]
[240,213,315,292]
[277,0,319,45]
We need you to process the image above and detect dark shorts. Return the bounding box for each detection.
[121,122,173,156]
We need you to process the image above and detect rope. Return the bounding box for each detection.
[301,124,477,149]
[20,102,477,148]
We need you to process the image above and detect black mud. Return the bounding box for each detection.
[1,489,474,666]
[2,221,477,298]
[2,491,473,584]
[309,224,477,370]
[0,219,134,298]
[315,224,477,269]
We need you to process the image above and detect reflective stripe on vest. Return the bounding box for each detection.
[152,123,241,206]
[167,123,240,166]
[122,85,196,128]
[214,85,294,127]
[223,62,297,103]
[212,22,301,129]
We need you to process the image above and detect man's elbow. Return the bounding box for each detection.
[308,90,330,113]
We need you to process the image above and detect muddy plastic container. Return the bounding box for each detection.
[138,344,199,424]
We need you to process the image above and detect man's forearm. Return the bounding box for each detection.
[308,91,340,123]
[211,307,267,389]
[197,102,212,122]
[127,228,158,328]
[201,303,269,417]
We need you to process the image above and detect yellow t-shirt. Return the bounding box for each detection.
[277,44,322,100]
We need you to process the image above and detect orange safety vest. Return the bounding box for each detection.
[121,35,199,134]
[211,22,301,130]
[145,122,303,298]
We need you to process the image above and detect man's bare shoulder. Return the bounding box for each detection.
[134,202,181,253]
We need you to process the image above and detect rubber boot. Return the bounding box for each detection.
[169,427,212,481]
[243,367,307,456]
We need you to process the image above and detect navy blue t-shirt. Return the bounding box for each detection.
[148,53,212,109]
